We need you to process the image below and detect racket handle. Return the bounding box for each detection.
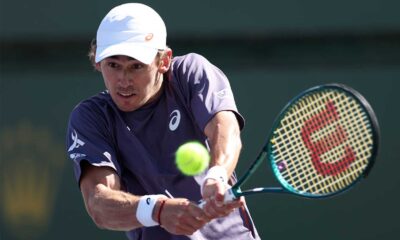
[224,187,236,202]
[198,187,237,209]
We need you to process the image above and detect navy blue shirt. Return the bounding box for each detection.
[66,53,259,240]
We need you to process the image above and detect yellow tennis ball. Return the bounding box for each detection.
[175,142,210,176]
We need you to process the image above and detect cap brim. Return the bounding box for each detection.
[95,43,158,64]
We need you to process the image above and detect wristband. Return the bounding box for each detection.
[136,194,166,227]
[200,166,228,195]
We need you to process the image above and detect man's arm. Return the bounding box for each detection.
[79,162,142,231]
[204,111,242,176]
[202,110,244,216]
[79,162,211,235]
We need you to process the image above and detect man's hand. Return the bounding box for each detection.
[201,178,243,218]
[158,198,211,236]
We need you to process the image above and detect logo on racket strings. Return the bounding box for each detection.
[301,100,356,176]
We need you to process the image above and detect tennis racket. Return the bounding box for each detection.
[223,83,380,201]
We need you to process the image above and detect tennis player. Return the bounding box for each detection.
[66,3,260,239]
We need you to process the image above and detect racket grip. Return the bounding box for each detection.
[198,187,236,209]
[224,187,236,202]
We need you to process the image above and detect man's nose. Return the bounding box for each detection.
[118,70,132,87]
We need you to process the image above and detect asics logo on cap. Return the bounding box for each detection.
[145,33,154,41]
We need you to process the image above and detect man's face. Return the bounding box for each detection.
[97,54,168,112]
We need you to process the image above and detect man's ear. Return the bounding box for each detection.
[95,62,102,72]
[158,48,173,74]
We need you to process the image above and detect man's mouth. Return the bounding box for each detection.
[118,91,136,98]
[119,92,133,96]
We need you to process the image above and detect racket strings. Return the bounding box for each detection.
[271,90,373,195]
[302,92,369,192]
[274,92,338,192]
[315,94,371,193]
[305,92,370,191]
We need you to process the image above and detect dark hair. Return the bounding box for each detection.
[88,39,97,68]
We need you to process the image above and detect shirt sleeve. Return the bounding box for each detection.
[66,100,121,184]
[173,53,245,131]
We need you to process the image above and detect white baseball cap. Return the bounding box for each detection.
[95,3,167,64]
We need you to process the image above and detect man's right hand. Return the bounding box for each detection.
[157,198,211,235]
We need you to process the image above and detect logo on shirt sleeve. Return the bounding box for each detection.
[68,130,85,152]
[169,110,181,131]
[214,88,230,99]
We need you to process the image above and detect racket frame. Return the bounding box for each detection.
[230,83,380,199]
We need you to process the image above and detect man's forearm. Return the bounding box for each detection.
[205,111,242,177]
[83,183,143,231]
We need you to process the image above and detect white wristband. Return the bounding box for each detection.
[200,166,228,195]
[136,194,165,227]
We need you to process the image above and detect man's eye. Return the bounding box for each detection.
[132,64,143,69]
[108,62,118,68]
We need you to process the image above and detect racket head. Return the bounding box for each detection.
[267,83,380,198]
